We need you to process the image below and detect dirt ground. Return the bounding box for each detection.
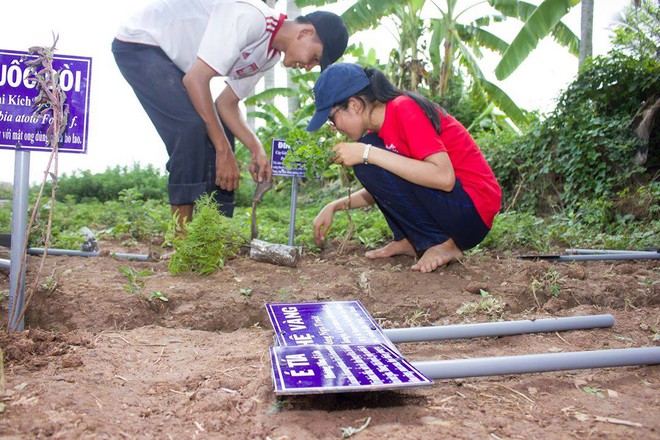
[0,240,658,439]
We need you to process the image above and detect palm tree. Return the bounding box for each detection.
[579,0,594,68]
[287,0,302,116]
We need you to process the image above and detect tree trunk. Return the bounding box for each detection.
[286,0,301,116]
[579,0,594,69]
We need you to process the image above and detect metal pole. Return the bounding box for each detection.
[412,347,660,380]
[8,149,30,332]
[0,258,9,270]
[522,253,660,261]
[565,248,659,255]
[383,315,615,344]
[288,176,299,246]
[27,248,151,261]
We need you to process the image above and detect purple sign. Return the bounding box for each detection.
[271,138,305,178]
[0,49,92,153]
[266,301,395,349]
[270,344,432,395]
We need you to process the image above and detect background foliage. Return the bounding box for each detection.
[0,1,657,263]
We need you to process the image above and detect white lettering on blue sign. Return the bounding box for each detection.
[281,306,307,331]
[285,353,315,377]
[0,61,82,92]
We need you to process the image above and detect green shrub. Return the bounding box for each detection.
[479,51,658,215]
[42,163,168,203]
[169,194,247,275]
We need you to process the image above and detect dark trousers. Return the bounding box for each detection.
[111,39,235,216]
[354,132,490,252]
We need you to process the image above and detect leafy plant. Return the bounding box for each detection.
[240,288,253,302]
[582,386,605,399]
[611,0,660,61]
[168,194,246,275]
[479,48,659,215]
[119,266,153,296]
[150,291,169,302]
[456,289,506,320]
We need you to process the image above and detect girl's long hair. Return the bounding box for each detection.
[354,67,444,135]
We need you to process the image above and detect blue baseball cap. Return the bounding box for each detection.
[306,63,370,132]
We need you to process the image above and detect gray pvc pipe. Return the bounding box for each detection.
[412,347,660,379]
[565,248,659,255]
[383,314,615,344]
[556,253,660,261]
[8,150,30,332]
[27,248,151,261]
[0,258,10,270]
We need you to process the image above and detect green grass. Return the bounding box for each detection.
[1,175,658,256]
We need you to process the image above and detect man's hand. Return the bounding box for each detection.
[250,151,273,183]
[215,148,241,191]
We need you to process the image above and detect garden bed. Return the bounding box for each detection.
[0,240,658,438]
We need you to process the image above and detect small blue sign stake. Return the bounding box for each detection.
[270,139,305,246]
[0,49,92,153]
[266,301,432,395]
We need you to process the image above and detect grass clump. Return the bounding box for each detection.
[168,194,247,275]
[457,290,507,321]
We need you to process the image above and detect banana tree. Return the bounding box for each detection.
[492,0,580,79]
[296,0,580,129]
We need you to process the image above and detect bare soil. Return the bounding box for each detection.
[0,240,658,439]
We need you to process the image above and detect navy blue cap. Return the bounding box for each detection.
[306,63,370,132]
[304,11,348,70]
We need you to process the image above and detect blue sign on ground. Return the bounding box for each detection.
[266,301,394,348]
[270,138,305,177]
[270,344,432,395]
[0,49,92,153]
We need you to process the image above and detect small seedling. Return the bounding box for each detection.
[119,266,153,297]
[403,309,430,327]
[150,291,168,302]
[275,288,289,302]
[582,386,605,398]
[240,288,253,301]
[457,289,506,320]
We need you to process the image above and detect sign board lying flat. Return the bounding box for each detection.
[266,300,394,349]
[266,301,432,395]
[270,344,432,395]
[0,49,92,153]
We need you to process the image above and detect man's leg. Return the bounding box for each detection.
[171,204,193,230]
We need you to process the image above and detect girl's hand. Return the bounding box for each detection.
[332,142,368,167]
[312,203,336,247]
